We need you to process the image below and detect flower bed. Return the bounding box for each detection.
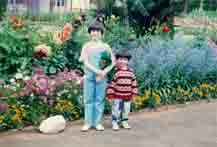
[0,14,217,131]
[0,67,82,131]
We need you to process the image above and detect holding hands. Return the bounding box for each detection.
[96,70,107,82]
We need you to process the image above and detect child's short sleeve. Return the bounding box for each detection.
[79,43,89,62]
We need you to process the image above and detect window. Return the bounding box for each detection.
[56,0,65,6]
[8,0,24,5]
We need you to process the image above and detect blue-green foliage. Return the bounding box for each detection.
[129,34,217,94]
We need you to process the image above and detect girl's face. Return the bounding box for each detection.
[117,57,128,67]
[90,29,102,40]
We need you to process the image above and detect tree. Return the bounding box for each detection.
[183,0,188,15]
[112,0,175,35]
[49,0,55,12]
[0,0,7,20]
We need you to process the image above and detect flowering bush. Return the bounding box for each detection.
[54,23,74,44]
[0,67,82,131]
[132,83,217,110]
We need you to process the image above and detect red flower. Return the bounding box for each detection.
[162,25,170,33]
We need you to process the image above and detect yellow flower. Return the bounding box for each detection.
[11,105,26,124]
[0,115,4,124]
[214,85,217,91]
[12,114,22,124]
[210,86,215,91]
[12,105,17,109]
[192,87,199,93]
[153,92,161,104]
[144,90,151,99]
[198,91,203,97]
[133,96,144,107]
[200,84,209,89]
[55,100,74,112]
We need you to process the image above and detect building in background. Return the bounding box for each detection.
[7,0,97,15]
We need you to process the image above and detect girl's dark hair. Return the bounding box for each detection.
[88,21,104,34]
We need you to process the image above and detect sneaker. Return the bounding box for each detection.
[121,121,131,129]
[95,124,104,131]
[112,122,119,131]
[81,124,90,132]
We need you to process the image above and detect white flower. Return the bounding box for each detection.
[111,15,116,20]
[73,90,78,94]
[15,73,23,80]
[24,76,30,81]
[10,79,15,83]
[76,80,81,85]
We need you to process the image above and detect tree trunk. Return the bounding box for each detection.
[183,0,188,15]
[70,0,72,11]
[123,0,129,27]
[49,0,55,12]
[96,0,105,11]
[199,0,203,11]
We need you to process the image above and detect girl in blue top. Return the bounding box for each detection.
[79,21,115,131]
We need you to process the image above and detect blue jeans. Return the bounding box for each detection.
[83,75,107,127]
[112,99,131,123]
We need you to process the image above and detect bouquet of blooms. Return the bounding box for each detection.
[99,51,115,83]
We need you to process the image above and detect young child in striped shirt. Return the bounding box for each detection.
[106,50,138,131]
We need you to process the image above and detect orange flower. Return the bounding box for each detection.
[53,23,73,44]
[14,20,24,28]
[9,16,18,23]
[9,16,24,29]
[62,31,70,41]
[63,23,74,33]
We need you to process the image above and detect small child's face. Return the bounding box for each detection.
[90,29,102,40]
[117,57,129,66]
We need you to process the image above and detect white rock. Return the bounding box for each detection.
[39,115,66,134]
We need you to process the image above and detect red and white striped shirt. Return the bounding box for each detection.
[106,66,138,100]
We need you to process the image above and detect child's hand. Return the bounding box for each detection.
[98,70,107,77]
[96,75,103,82]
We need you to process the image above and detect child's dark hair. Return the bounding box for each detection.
[115,50,131,60]
[88,21,104,34]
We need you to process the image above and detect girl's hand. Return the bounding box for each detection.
[96,75,103,82]
[98,70,107,77]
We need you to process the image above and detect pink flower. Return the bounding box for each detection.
[0,80,4,85]
[0,103,9,112]
[36,77,49,95]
